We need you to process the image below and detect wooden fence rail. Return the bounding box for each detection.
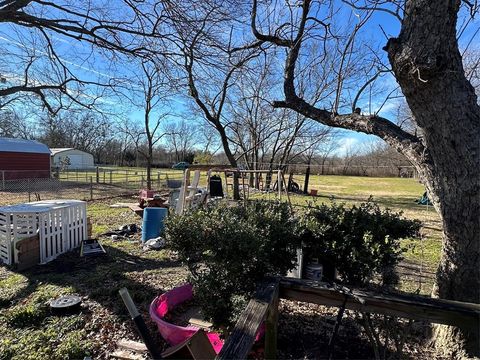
[216,277,480,360]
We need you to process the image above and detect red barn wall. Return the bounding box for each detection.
[0,152,51,180]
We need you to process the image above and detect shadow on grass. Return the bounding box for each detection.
[1,241,186,355]
[278,305,430,360]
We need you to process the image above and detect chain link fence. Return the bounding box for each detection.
[0,168,184,206]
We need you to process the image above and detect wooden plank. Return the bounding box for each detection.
[280,278,480,330]
[216,279,280,360]
[162,329,216,359]
[264,284,280,360]
[116,339,147,353]
[110,350,144,360]
[127,204,144,218]
[189,317,213,330]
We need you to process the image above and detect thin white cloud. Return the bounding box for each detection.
[334,137,359,157]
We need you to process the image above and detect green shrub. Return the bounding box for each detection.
[164,200,300,326]
[300,200,421,286]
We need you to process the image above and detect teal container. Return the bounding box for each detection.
[142,207,168,242]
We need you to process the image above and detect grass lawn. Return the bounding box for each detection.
[0,174,443,359]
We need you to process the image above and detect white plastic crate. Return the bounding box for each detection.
[0,200,87,265]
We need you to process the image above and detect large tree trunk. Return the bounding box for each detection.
[386,1,479,356]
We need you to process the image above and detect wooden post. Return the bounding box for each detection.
[90,176,93,200]
[223,171,229,198]
[303,163,311,194]
[277,170,282,200]
[281,173,292,210]
[176,169,190,215]
[217,279,279,360]
[96,166,99,183]
[265,284,279,360]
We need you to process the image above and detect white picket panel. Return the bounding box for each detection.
[0,200,87,265]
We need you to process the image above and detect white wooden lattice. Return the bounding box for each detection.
[0,200,87,265]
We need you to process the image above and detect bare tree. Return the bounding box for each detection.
[0,0,167,113]
[252,0,480,355]
[163,119,198,163]
[123,60,171,189]
[166,1,263,198]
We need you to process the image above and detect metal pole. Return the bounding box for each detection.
[1,171,4,190]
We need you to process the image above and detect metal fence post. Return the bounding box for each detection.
[90,176,93,200]
[1,171,4,190]
[96,167,99,183]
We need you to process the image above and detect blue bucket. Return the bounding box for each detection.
[142,207,168,242]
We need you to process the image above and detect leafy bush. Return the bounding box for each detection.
[164,200,300,326]
[300,200,421,286]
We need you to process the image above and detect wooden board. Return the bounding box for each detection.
[280,278,480,330]
[216,279,279,360]
[127,203,144,218]
[117,339,147,353]
[110,349,144,360]
[162,329,216,359]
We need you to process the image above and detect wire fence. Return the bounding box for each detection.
[0,168,185,206]
[0,163,418,207]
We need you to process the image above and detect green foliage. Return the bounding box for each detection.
[165,200,300,326]
[300,200,421,286]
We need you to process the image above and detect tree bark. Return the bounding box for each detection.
[385,1,480,356]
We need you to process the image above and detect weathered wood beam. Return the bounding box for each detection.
[216,279,279,360]
[280,278,480,330]
[264,283,280,360]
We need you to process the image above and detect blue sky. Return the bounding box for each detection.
[0,1,478,157]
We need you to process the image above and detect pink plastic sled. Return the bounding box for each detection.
[149,283,265,354]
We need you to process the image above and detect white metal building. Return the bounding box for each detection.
[51,148,94,169]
